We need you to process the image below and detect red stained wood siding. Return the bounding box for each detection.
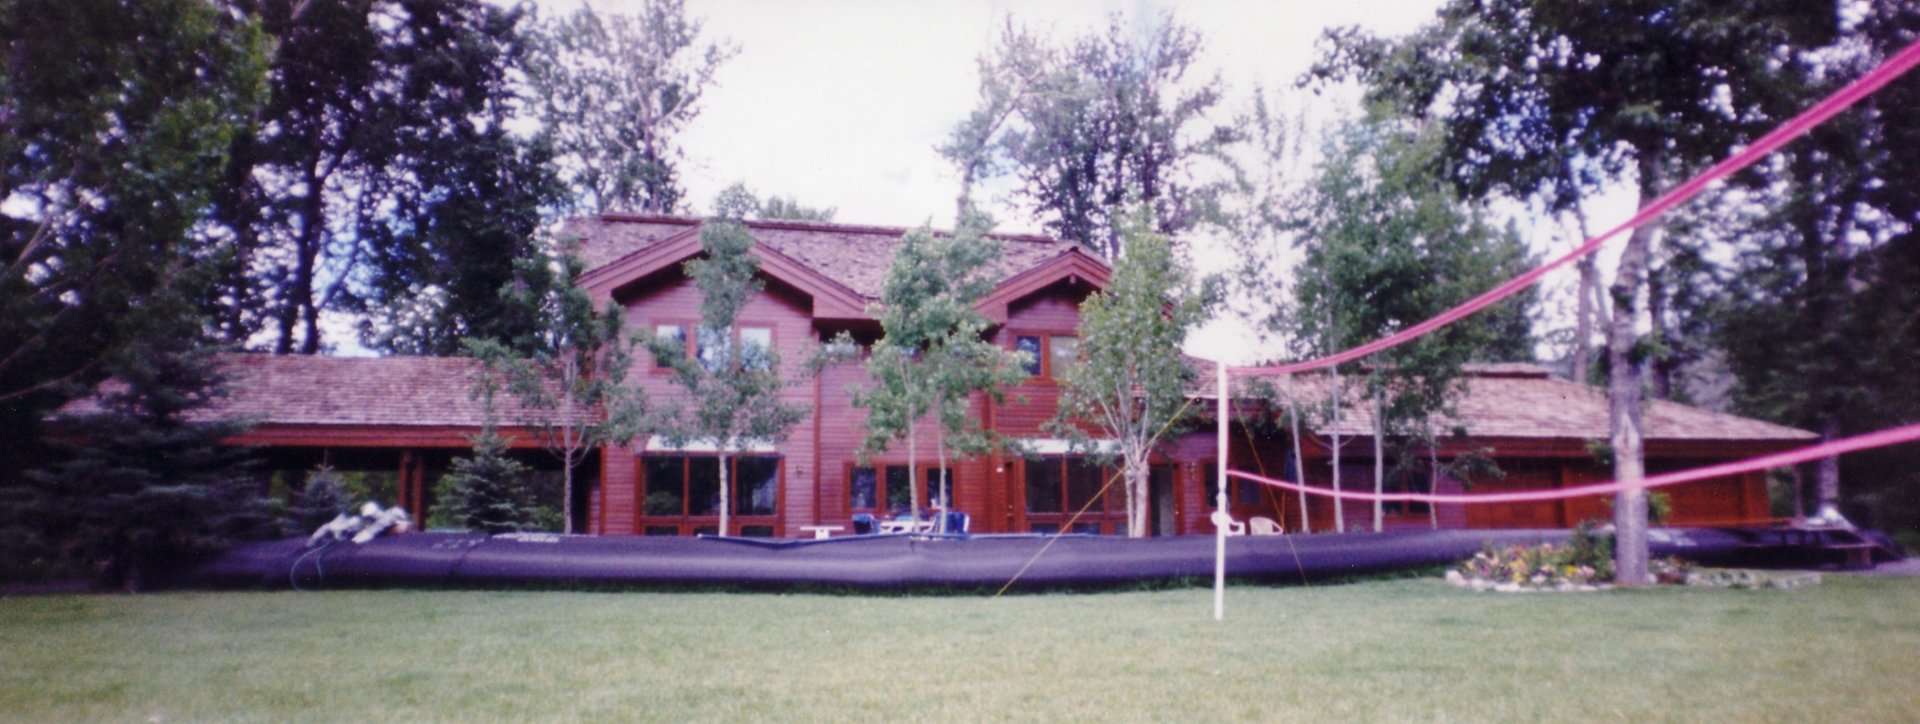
[583,248,1780,537]
[600,268,820,537]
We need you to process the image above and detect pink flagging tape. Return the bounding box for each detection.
[1228,422,1920,505]
[1233,37,1920,377]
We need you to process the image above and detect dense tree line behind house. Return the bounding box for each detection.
[4,0,1916,588]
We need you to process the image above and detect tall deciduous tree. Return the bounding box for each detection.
[212,0,558,356]
[645,210,808,537]
[524,0,732,215]
[1,0,270,566]
[945,13,1238,259]
[1315,0,1834,583]
[854,208,1027,525]
[1287,113,1535,532]
[1710,4,1920,529]
[710,182,837,223]
[1051,207,1209,537]
[485,243,646,534]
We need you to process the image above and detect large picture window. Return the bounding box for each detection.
[1022,456,1123,535]
[850,465,950,516]
[642,455,781,534]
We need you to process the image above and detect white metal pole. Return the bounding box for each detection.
[1214,359,1228,621]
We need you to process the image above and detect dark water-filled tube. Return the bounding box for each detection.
[181,525,1889,592]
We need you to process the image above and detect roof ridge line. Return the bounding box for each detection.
[593,213,1061,244]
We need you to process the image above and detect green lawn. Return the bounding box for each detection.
[2,576,1916,722]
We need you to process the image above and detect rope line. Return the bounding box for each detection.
[1231,37,1920,377]
[994,395,1201,597]
[1226,422,1920,506]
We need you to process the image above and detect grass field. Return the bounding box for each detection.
[3,575,1917,722]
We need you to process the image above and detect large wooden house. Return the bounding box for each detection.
[165,215,1817,536]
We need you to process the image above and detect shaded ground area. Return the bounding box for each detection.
[3,577,1916,721]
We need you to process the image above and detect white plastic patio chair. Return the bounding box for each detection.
[1210,511,1247,536]
[1249,516,1284,536]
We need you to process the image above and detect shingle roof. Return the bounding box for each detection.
[60,354,589,429]
[561,214,1078,301]
[62,356,1806,446]
[1255,363,1814,443]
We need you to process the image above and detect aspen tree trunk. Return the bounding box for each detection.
[907,416,919,522]
[1428,440,1440,530]
[1570,197,1604,385]
[1127,458,1149,538]
[935,426,949,534]
[1574,255,1597,382]
[719,451,731,537]
[561,360,577,535]
[1373,385,1385,532]
[1608,165,1657,586]
[1330,363,1345,533]
[1288,375,1310,533]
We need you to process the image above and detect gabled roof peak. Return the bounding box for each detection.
[591,212,1061,245]
[564,214,1098,313]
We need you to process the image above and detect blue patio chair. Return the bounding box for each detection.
[851,513,875,535]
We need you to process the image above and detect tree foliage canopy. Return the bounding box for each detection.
[853,207,1027,519]
[1,0,268,456]
[481,244,646,534]
[1,0,275,585]
[644,208,808,536]
[1290,114,1536,372]
[1051,207,1210,536]
[946,13,1238,259]
[13,321,274,591]
[1311,0,1836,210]
[524,0,732,215]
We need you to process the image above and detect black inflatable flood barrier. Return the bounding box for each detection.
[181,526,1877,592]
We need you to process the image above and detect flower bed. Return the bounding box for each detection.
[1445,526,1695,592]
[1447,543,1614,592]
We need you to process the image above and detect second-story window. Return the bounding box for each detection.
[655,323,774,372]
[1015,336,1042,376]
[697,325,729,371]
[654,324,686,369]
[1049,335,1079,378]
[739,326,772,371]
[1012,333,1078,379]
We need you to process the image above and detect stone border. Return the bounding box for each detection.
[1444,568,1823,592]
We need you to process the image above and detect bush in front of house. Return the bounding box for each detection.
[431,428,537,534]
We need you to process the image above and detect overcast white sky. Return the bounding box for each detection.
[573,0,1445,228]
[516,0,1620,363]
